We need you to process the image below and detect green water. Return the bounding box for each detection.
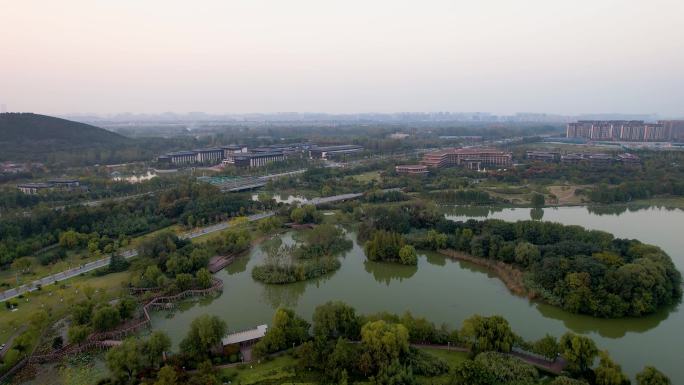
[151,205,684,382]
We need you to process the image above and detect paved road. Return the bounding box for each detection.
[0,191,365,303]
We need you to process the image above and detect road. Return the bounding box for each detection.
[0,191,364,303]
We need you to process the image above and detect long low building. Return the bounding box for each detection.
[421,148,512,170]
[309,145,364,159]
[395,164,428,175]
[17,179,81,195]
[234,151,285,168]
[566,120,684,142]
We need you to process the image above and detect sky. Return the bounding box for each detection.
[1,0,683,116]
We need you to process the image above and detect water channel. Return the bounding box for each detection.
[151,205,684,382]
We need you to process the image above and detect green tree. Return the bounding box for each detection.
[92,305,121,331]
[312,301,361,340]
[636,366,671,385]
[359,320,410,375]
[106,338,144,382]
[179,314,227,362]
[58,230,81,249]
[531,192,545,207]
[451,359,493,385]
[68,324,91,344]
[460,315,515,354]
[559,332,598,374]
[399,245,418,265]
[155,365,178,385]
[514,242,540,266]
[594,351,629,385]
[11,256,33,274]
[196,268,213,288]
[532,334,560,360]
[145,331,172,369]
[254,308,310,357]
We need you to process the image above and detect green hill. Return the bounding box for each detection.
[0,113,135,164]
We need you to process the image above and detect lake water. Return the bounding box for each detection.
[151,205,684,382]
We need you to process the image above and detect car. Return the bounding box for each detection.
[0,343,6,350]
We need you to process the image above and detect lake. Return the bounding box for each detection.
[151,205,684,382]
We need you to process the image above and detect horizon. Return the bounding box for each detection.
[2,0,683,116]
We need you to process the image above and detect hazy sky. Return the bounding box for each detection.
[2,0,683,116]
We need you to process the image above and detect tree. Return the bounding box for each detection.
[531,193,545,207]
[92,305,121,331]
[359,320,409,375]
[559,332,598,374]
[636,366,671,385]
[451,359,494,385]
[399,245,418,265]
[179,314,227,362]
[514,242,540,266]
[196,268,213,288]
[58,230,81,249]
[106,338,144,382]
[108,254,129,272]
[460,315,515,354]
[68,324,91,344]
[11,256,33,274]
[312,301,361,340]
[254,308,310,357]
[145,331,172,368]
[117,296,138,320]
[155,365,178,385]
[594,351,629,385]
[532,334,560,360]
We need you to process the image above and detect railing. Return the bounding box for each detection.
[25,277,224,364]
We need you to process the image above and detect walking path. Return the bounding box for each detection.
[0,189,368,303]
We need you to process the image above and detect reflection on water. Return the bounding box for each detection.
[152,206,684,382]
[441,205,505,217]
[363,260,418,285]
[533,301,674,339]
[530,207,544,221]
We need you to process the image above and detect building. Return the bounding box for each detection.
[309,145,364,159]
[17,182,53,195]
[420,148,512,170]
[566,120,670,142]
[195,148,225,164]
[587,153,613,165]
[163,151,198,165]
[234,152,285,168]
[560,153,584,164]
[17,179,81,195]
[395,165,428,175]
[526,151,559,162]
[659,120,684,141]
[617,153,641,164]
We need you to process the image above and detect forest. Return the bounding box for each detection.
[357,201,682,318]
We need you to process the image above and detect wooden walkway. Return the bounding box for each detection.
[27,277,224,364]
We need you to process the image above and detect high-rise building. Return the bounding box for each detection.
[566,120,671,142]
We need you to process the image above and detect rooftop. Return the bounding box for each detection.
[222,325,268,345]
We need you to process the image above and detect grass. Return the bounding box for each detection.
[221,354,300,384]
[0,271,130,342]
[351,171,382,183]
[417,347,469,368]
[415,347,469,385]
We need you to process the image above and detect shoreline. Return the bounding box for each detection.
[437,249,532,298]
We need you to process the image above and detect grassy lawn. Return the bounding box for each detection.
[0,271,130,342]
[418,347,469,368]
[221,354,301,384]
[352,171,382,183]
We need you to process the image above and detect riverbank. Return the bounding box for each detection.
[438,249,531,298]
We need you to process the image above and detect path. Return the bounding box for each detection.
[0,190,365,302]
[410,343,566,374]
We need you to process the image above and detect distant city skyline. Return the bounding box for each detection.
[2,0,683,116]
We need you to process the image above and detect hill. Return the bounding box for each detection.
[0,113,136,164]
[0,112,129,146]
